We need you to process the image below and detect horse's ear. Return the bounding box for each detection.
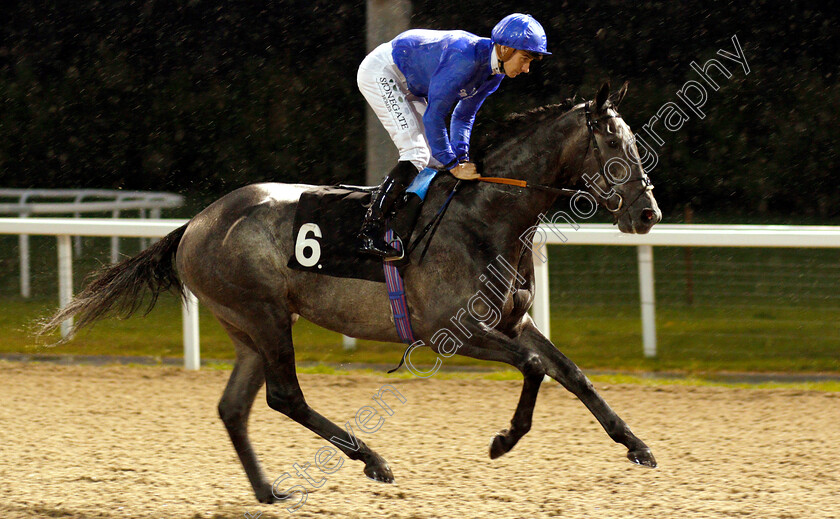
[595,81,610,111]
[611,81,628,109]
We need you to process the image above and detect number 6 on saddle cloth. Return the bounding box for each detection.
[286,167,443,283]
[286,167,444,349]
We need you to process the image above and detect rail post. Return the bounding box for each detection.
[139,208,148,249]
[110,195,128,263]
[110,207,121,264]
[637,245,657,357]
[18,190,33,298]
[73,193,85,256]
[149,207,161,244]
[57,235,74,338]
[19,211,30,298]
[342,335,357,351]
[182,288,200,370]
[531,251,551,338]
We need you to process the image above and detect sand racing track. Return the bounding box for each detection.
[1,361,838,518]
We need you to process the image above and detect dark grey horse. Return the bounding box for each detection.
[40,82,662,504]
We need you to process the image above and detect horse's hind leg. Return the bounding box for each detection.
[217,324,280,503]
[254,311,395,485]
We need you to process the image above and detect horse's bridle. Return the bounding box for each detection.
[582,101,654,222]
[475,102,655,223]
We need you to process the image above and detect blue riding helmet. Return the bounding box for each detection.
[491,13,551,55]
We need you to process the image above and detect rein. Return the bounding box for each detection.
[476,176,583,198]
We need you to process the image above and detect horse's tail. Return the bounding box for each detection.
[37,223,189,343]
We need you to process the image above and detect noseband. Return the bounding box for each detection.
[583,102,654,223]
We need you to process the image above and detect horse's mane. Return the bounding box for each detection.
[472,96,580,162]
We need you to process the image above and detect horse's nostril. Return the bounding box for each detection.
[641,209,656,224]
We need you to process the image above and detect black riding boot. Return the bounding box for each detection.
[358,161,417,259]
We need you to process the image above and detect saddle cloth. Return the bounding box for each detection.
[286,185,423,282]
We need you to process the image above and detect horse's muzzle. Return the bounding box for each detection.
[640,208,660,226]
[618,192,661,234]
[628,204,662,234]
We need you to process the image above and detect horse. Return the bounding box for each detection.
[39,81,662,504]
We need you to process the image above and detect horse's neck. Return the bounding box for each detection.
[477,111,585,238]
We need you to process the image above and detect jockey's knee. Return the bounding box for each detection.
[398,152,428,174]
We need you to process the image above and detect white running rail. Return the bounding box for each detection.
[3,218,840,368]
[0,189,183,298]
[0,218,197,369]
[530,223,840,357]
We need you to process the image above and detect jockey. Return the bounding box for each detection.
[356,13,551,259]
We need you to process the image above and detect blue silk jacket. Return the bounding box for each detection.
[391,29,504,168]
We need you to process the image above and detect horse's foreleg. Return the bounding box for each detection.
[519,321,657,467]
[432,322,547,458]
[489,373,542,459]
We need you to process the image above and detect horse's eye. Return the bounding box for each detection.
[608,139,619,148]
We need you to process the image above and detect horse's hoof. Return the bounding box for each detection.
[627,448,657,468]
[364,460,395,483]
[258,486,282,504]
[489,431,512,460]
[260,481,299,503]
[258,493,277,504]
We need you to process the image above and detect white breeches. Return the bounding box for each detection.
[357,42,442,172]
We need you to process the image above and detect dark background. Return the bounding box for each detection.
[1,0,837,221]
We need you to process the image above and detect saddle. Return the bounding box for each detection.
[286,170,442,282]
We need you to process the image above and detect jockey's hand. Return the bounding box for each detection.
[450,162,479,180]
